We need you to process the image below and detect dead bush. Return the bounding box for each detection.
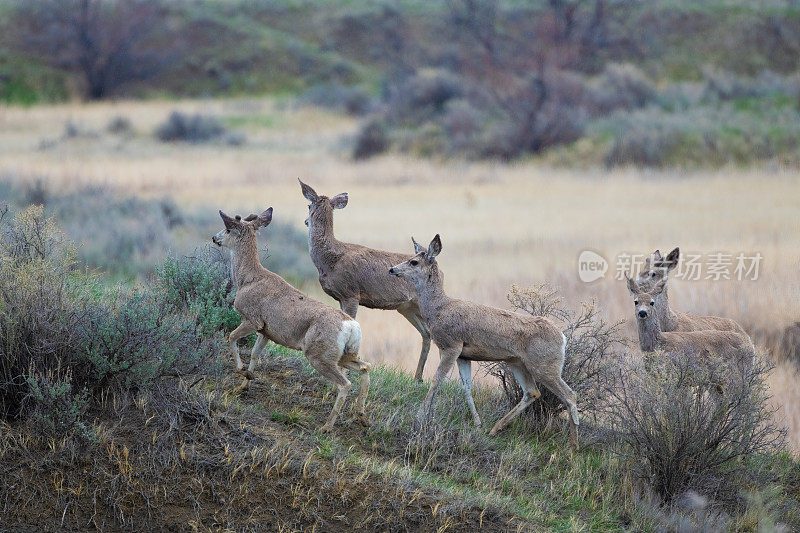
[607,351,785,503]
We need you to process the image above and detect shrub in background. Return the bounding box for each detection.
[353,119,389,159]
[156,111,226,143]
[297,82,378,116]
[607,351,785,504]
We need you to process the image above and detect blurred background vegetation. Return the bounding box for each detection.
[2,0,800,167]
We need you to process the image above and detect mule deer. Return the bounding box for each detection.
[389,235,579,450]
[299,179,432,381]
[635,247,747,335]
[626,275,755,363]
[212,208,370,432]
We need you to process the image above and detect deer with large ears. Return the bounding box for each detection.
[635,247,747,335]
[299,179,432,381]
[212,207,370,432]
[389,235,579,450]
[626,274,755,362]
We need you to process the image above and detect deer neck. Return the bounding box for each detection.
[415,267,450,319]
[232,236,265,288]
[308,207,344,266]
[637,315,662,352]
[655,288,679,331]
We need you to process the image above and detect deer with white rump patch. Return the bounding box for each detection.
[299,179,432,381]
[389,235,579,450]
[212,207,370,432]
[635,247,747,335]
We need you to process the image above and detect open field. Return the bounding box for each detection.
[2,97,800,454]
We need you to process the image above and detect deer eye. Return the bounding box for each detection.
[650,301,655,306]
[634,300,639,305]
[410,259,419,266]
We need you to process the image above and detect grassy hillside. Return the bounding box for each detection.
[4,340,798,531]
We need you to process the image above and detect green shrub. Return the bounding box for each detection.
[157,245,241,336]
[0,206,217,430]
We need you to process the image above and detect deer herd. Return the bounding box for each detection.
[212,180,755,451]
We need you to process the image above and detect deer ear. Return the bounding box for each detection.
[220,210,239,230]
[299,179,318,202]
[412,237,426,254]
[329,193,348,210]
[625,273,639,295]
[254,207,273,229]
[663,247,680,271]
[427,234,442,260]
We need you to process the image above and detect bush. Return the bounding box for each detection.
[488,285,625,431]
[107,115,133,134]
[599,103,800,168]
[158,245,240,336]
[0,206,216,430]
[297,82,378,116]
[607,351,785,503]
[587,63,656,114]
[155,111,226,143]
[353,119,389,160]
[386,69,465,123]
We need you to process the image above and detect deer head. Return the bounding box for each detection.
[213,207,273,250]
[299,179,348,228]
[388,235,442,288]
[635,247,679,291]
[626,273,668,322]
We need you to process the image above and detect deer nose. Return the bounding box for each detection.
[388,267,395,274]
[638,310,648,318]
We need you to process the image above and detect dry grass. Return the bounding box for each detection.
[2,97,799,451]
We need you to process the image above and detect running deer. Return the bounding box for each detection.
[299,179,432,381]
[212,208,370,432]
[626,275,756,362]
[389,235,579,450]
[634,247,747,335]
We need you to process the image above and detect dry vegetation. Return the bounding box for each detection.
[1,98,799,529]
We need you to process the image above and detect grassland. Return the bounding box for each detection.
[1,97,799,530]
[2,97,799,453]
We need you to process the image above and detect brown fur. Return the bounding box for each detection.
[389,235,579,451]
[300,180,432,381]
[627,276,756,363]
[213,208,370,432]
[635,247,747,335]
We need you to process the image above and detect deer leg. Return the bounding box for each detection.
[307,349,352,432]
[417,346,460,422]
[229,321,257,381]
[399,308,431,382]
[340,298,359,319]
[457,358,481,427]
[237,333,268,391]
[489,364,539,435]
[541,377,580,452]
[342,359,371,426]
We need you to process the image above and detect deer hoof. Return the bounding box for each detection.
[319,423,334,433]
[356,413,371,427]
